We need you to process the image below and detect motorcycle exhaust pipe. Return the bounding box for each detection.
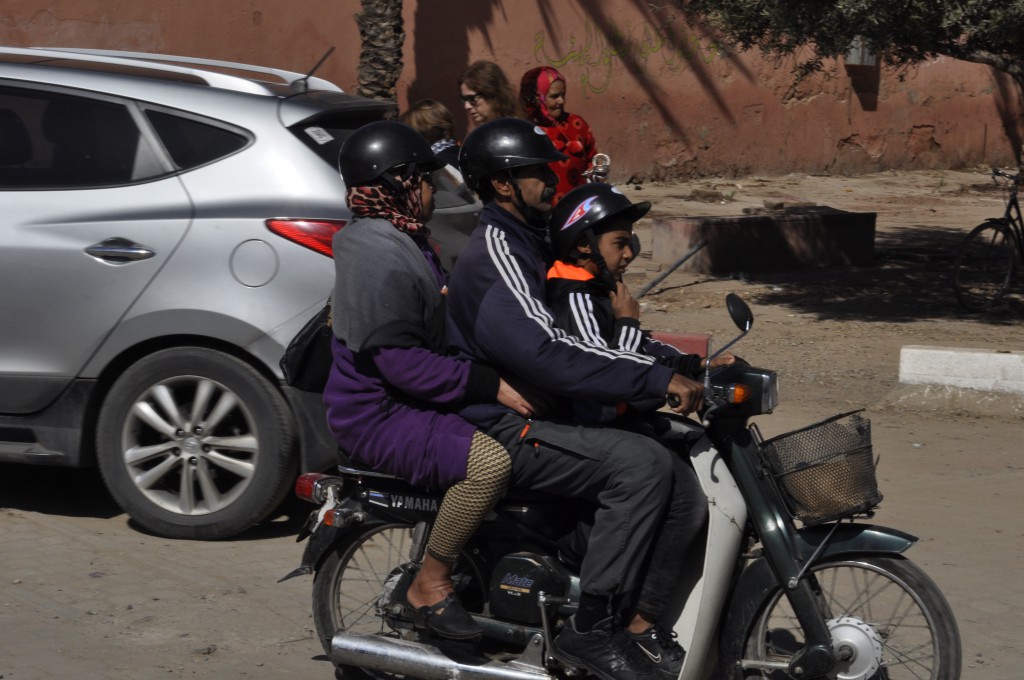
[330,631,552,680]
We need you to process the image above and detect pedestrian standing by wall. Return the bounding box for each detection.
[520,66,597,205]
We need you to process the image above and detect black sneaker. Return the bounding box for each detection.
[625,623,686,678]
[552,616,660,680]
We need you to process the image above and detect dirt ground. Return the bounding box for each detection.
[1,167,1021,679]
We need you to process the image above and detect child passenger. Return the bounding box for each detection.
[545,183,734,423]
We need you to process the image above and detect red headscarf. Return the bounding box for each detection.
[520,66,565,126]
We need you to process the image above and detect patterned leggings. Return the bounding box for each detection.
[426,431,511,563]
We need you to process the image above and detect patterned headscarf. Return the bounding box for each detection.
[345,172,430,240]
[520,66,566,126]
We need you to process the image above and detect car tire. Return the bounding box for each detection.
[96,347,297,540]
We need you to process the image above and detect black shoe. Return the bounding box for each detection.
[412,593,483,640]
[391,571,482,641]
[625,623,686,679]
[552,616,660,680]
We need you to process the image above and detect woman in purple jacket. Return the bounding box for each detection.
[324,121,534,641]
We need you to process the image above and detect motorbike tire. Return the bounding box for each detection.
[96,347,297,540]
[730,555,961,680]
[312,521,486,674]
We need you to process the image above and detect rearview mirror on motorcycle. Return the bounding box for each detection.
[726,292,753,333]
[706,293,753,373]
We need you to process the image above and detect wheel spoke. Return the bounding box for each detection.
[179,460,196,513]
[124,441,177,466]
[204,449,256,479]
[132,400,180,439]
[189,379,215,431]
[134,454,182,490]
[195,457,221,509]
[151,384,186,431]
[201,391,238,432]
[204,433,258,453]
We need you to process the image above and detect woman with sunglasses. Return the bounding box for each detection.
[325,121,537,641]
[458,60,523,128]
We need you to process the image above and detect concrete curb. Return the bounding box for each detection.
[883,346,1024,417]
[899,345,1024,395]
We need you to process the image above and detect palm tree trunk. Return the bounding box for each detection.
[355,0,404,102]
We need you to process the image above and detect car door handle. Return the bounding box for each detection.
[85,238,156,264]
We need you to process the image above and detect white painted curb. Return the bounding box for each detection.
[899,346,1024,395]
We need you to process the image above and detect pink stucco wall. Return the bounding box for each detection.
[3,1,1020,180]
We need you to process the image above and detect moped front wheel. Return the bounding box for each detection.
[739,555,961,680]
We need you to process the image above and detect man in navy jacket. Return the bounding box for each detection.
[447,118,707,680]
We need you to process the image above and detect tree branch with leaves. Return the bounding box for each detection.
[680,0,1024,89]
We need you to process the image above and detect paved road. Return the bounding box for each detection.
[0,464,328,679]
[2,401,1020,679]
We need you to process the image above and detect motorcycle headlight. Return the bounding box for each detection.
[710,365,779,416]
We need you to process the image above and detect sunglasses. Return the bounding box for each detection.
[459,92,485,105]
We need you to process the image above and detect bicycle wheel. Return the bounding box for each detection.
[953,220,1017,312]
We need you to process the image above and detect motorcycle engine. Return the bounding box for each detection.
[488,552,571,625]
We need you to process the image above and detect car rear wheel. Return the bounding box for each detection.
[96,347,296,540]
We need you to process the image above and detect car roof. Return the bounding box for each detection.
[0,46,345,95]
[0,46,396,125]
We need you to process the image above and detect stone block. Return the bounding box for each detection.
[651,207,876,275]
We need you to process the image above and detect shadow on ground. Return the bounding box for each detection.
[0,461,307,540]
[735,223,1023,323]
[0,462,122,519]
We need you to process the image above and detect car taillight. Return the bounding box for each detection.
[266,218,347,257]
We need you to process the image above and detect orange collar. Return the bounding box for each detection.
[547,260,595,281]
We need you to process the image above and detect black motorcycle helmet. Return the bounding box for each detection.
[549,183,650,287]
[458,117,567,197]
[339,120,444,191]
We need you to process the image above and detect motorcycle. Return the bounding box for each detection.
[283,294,962,680]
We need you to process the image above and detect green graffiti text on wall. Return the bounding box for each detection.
[533,17,723,96]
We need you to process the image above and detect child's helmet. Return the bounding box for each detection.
[549,183,650,262]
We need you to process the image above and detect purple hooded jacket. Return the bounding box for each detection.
[323,218,498,489]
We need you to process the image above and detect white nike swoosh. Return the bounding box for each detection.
[636,643,661,664]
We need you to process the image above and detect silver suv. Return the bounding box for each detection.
[0,47,480,539]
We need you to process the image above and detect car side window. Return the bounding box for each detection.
[145,110,248,171]
[0,85,165,189]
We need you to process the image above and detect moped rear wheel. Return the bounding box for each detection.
[953,220,1017,312]
[741,556,961,680]
[312,522,417,653]
[311,521,486,672]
